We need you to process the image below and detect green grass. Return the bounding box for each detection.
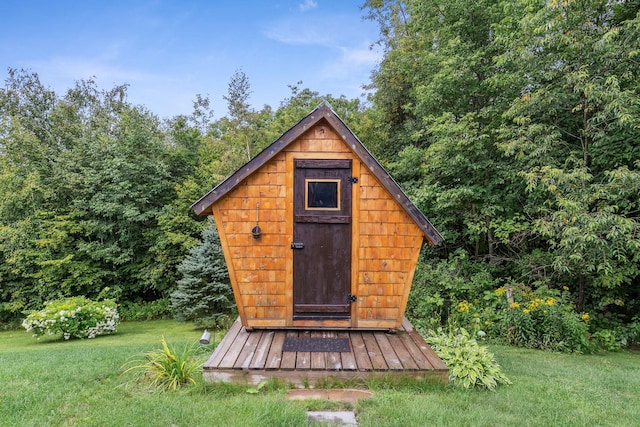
[1,321,638,426]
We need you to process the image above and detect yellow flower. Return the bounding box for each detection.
[563,286,569,291]
[523,309,530,314]
[581,313,590,321]
[495,287,506,296]
[458,301,471,313]
[546,298,556,306]
[510,302,520,309]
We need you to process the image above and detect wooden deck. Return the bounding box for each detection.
[203,318,448,386]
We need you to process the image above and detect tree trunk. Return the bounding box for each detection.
[576,275,586,313]
[486,215,494,258]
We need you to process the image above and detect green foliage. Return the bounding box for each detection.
[0,70,189,318]
[407,250,502,331]
[501,286,589,353]
[22,296,119,340]
[121,336,202,391]
[170,218,234,326]
[369,0,639,341]
[119,299,172,321]
[425,328,511,391]
[494,0,640,314]
[245,380,268,395]
[588,312,640,351]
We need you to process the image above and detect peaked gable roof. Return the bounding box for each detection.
[192,102,443,244]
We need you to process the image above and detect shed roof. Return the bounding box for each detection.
[191,102,443,244]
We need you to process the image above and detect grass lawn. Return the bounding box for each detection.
[1,320,638,427]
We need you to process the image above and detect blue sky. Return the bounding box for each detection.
[1,0,381,119]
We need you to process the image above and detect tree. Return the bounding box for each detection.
[222,69,255,162]
[364,0,524,260]
[170,218,234,325]
[496,0,640,312]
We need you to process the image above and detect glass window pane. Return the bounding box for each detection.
[307,181,339,209]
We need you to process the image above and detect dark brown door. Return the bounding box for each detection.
[292,159,352,320]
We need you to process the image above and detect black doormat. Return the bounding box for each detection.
[282,337,351,353]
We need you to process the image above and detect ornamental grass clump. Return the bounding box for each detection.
[426,328,511,391]
[22,296,119,340]
[121,336,202,391]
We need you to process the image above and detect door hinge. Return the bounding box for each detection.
[290,242,304,250]
[348,177,358,184]
[347,294,357,304]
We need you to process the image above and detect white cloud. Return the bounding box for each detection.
[321,43,382,80]
[299,0,318,12]
[263,18,334,46]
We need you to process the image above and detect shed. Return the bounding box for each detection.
[192,103,443,331]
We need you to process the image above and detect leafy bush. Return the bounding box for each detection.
[588,312,640,351]
[22,296,119,340]
[425,328,511,391]
[119,299,171,321]
[121,336,203,391]
[407,250,505,332]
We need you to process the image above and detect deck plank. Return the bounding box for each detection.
[310,331,326,370]
[406,328,448,371]
[249,330,274,370]
[280,331,298,370]
[265,331,286,370]
[387,333,419,370]
[338,331,357,370]
[204,318,243,368]
[374,332,403,370]
[234,330,263,369]
[296,351,311,370]
[349,332,372,371]
[326,351,342,370]
[217,323,250,369]
[362,333,388,370]
[397,331,433,370]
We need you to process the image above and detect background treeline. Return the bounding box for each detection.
[2,0,639,344]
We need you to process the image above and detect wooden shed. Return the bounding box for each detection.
[192,103,443,331]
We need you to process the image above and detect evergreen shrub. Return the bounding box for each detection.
[170,218,235,326]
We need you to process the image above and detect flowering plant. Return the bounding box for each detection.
[22,296,119,340]
[502,285,589,352]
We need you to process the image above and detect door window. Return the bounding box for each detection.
[305,179,340,210]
